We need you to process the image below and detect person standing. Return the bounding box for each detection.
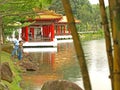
[11,36,19,60]
[17,40,23,60]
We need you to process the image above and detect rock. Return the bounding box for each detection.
[16,53,38,71]
[19,60,38,71]
[2,44,13,54]
[41,80,83,90]
[0,62,13,83]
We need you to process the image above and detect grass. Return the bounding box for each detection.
[79,30,104,41]
[1,51,22,90]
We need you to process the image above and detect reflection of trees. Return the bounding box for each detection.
[56,43,76,68]
[54,43,83,80]
[61,59,82,80]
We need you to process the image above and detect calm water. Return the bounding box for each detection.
[21,39,111,90]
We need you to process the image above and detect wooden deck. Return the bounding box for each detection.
[23,41,57,47]
[23,40,57,52]
[23,47,57,52]
[55,35,72,40]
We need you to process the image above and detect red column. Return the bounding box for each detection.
[26,26,29,41]
[42,26,44,37]
[47,25,50,38]
[51,24,54,41]
[45,26,47,37]
[46,26,50,37]
[49,25,52,40]
[24,26,28,41]
[48,25,51,37]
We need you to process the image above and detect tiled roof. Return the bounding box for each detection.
[27,9,62,21]
[58,16,80,24]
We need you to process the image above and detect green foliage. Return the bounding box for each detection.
[36,0,52,9]
[49,0,64,14]
[0,0,53,38]
[49,0,102,32]
[4,28,13,36]
[79,29,104,41]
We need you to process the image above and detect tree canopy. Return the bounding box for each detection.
[49,0,102,32]
[0,0,52,36]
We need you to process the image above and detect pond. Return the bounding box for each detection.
[21,39,111,90]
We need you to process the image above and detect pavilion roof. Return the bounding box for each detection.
[27,9,62,21]
[57,16,80,24]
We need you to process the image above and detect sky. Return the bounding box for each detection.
[89,0,108,6]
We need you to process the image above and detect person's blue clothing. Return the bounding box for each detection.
[13,39,19,46]
[11,39,19,56]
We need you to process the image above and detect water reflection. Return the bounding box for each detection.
[21,39,111,90]
[81,39,111,90]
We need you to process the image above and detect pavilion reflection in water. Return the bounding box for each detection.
[21,42,75,89]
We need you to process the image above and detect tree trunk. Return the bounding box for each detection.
[99,0,113,89]
[61,0,92,90]
[109,0,120,90]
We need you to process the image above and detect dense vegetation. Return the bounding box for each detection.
[49,0,104,32]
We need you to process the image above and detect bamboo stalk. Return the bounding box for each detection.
[99,0,113,89]
[108,0,120,90]
[61,0,92,90]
